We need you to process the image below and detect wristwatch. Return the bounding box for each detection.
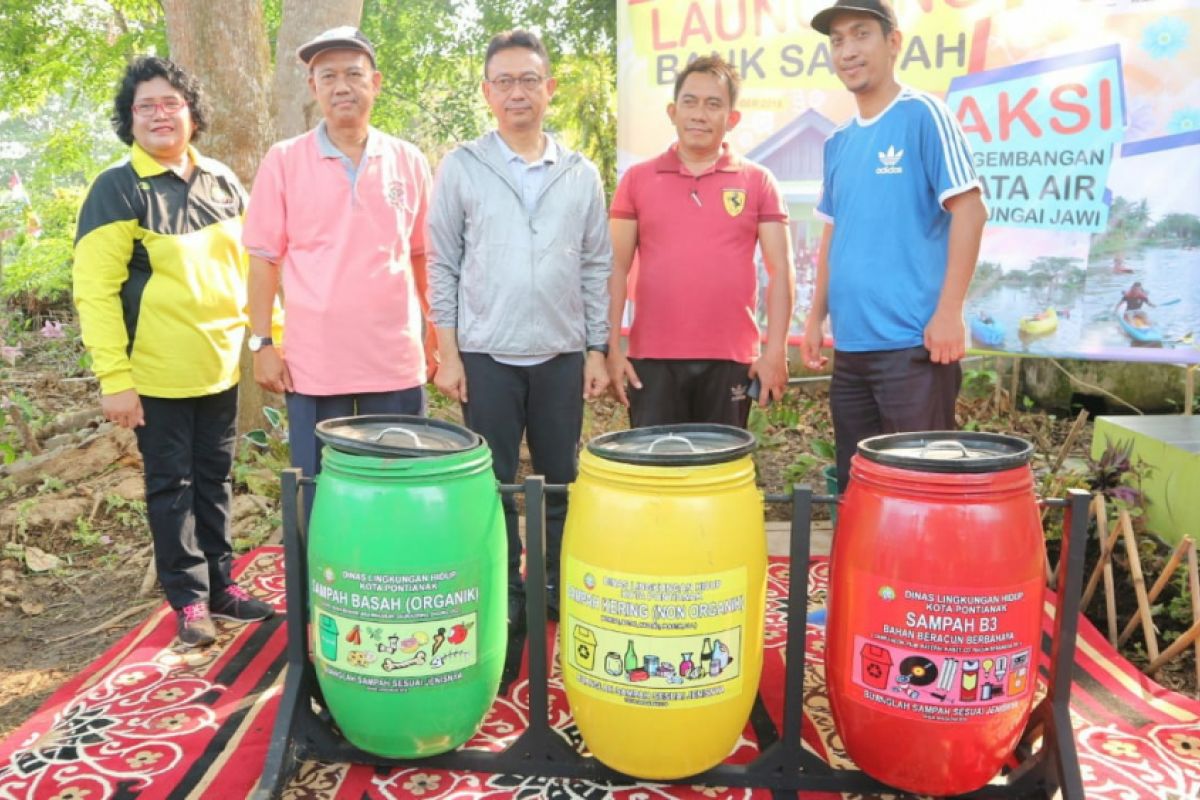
[587,343,609,355]
[248,334,274,352]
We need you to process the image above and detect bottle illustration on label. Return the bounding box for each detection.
[960,659,980,702]
[624,639,639,674]
[679,651,694,678]
[700,637,713,673]
[319,614,339,661]
[604,651,623,676]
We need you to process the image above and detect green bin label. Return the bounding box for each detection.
[311,564,481,690]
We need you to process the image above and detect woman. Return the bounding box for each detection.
[73,56,273,647]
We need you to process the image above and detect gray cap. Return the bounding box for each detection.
[296,26,376,66]
[810,0,898,35]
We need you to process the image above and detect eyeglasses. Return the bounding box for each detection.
[132,99,187,117]
[486,74,545,93]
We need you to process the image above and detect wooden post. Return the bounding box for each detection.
[1080,495,1118,610]
[1119,509,1160,662]
[1117,537,1192,647]
[1145,617,1200,676]
[1008,357,1020,415]
[1185,365,1195,417]
[1188,539,1200,691]
[1042,409,1089,585]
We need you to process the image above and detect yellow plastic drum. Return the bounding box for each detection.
[560,424,766,779]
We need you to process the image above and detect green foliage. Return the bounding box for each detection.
[0,1,165,114]
[363,0,616,187]
[105,494,147,528]
[236,405,289,499]
[1087,436,1154,516]
[962,366,999,400]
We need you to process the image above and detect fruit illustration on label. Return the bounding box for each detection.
[448,621,472,645]
[346,625,362,645]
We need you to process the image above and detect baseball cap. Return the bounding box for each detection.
[810,0,898,35]
[296,26,376,66]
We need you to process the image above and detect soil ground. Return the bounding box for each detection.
[1,333,1195,740]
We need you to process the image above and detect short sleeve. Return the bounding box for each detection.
[242,146,287,263]
[609,167,638,220]
[815,136,835,223]
[757,166,788,223]
[917,95,981,209]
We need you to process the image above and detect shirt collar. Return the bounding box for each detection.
[492,130,557,166]
[654,141,742,175]
[130,142,203,178]
[316,120,382,160]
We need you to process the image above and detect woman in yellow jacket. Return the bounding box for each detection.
[73,56,273,647]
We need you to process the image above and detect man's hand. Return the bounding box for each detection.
[253,346,293,394]
[801,317,829,371]
[606,350,642,407]
[102,388,145,429]
[583,351,609,399]
[435,351,468,403]
[924,309,966,364]
[749,346,789,406]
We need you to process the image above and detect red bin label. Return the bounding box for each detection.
[847,575,1042,723]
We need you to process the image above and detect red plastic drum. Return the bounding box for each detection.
[826,432,1045,796]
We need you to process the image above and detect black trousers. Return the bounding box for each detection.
[460,352,584,595]
[830,346,961,492]
[135,385,239,610]
[628,358,753,428]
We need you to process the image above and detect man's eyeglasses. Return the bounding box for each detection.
[486,74,545,93]
[132,99,187,118]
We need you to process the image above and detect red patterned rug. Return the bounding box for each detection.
[2,547,1199,799]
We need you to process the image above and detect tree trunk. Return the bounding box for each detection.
[161,0,277,436]
[273,0,365,139]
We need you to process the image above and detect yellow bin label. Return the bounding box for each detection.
[563,556,746,709]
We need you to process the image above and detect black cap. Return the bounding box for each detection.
[296,26,376,67]
[811,0,898,35]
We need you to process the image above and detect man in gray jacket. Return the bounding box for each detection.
[427,29,611,629]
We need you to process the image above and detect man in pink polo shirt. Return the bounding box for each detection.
[243,27,433,510]
[607,55,795,428]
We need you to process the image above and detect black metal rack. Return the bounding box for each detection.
[254,469,1088,799]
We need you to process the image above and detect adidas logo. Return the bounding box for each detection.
[876,145,904,175]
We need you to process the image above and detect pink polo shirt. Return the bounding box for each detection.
[243,124,431,395]
[611,143,787,363]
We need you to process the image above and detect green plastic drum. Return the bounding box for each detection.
[308,415,506,758]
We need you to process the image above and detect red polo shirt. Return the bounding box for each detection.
[611,143,788,363]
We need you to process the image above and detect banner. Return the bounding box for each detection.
[617,0,1200,364]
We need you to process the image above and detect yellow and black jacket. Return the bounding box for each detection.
[74,143,249,398]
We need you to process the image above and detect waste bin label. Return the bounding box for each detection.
[310,562,482,690]
[562,557,746,709]
[847,572,1042,722]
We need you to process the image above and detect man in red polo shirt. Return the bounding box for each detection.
[607,55,794,427]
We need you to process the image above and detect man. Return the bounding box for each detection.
[243,27,434,511]
[1115,281,1154,318]
[427,29,611,628]
[802,0,988,490]
[607,55,794,428]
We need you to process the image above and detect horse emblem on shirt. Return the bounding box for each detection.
[722,188,747,218]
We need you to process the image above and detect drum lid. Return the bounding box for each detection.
[587,424,756,466]
[315,415,481,457]
[857,431,1034,473]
